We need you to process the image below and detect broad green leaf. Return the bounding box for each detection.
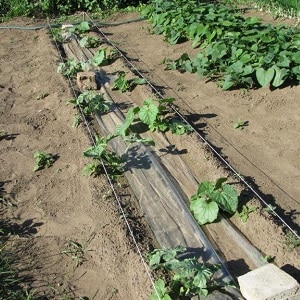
[139,99,159,126]
[190,198,219,225]
[76,21,90,33]
[196,181,214,197]
[83,144,105,159]
[211,184,238,214]
[222,76,235,90]
[277,53,290,67]
[221,20,232,26]
[131,78,147,86]
[272,66,289,87]
[150,279,171,300]
[115,107,137,137]
[242,65,254,76]
[256,67,275,87]
[91,48,107,66]
[169,121,193,135]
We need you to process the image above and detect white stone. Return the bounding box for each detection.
[238,264,300,300]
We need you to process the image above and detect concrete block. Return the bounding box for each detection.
[238,264,300,300]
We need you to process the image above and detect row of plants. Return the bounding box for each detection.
[54,22,249,299]
[141,0,300,90]
[222,0,300,18]
[251,0,300,19]
[0,0,147,19]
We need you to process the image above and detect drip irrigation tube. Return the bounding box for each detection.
[0,17,145,31]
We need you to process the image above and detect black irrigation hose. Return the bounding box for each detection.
[0,17,145,30]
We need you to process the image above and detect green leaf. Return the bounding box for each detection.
[222,75,235,90]
[138,99,159,126]
[130,77,147,86]
[197,181,214,197]
[190,198,219,225]
[256,67,275,87]
[91,48,107,66]
[272,66,289,87]
[150,279,171,300]
[115,107,138,137]
[212,184,238,214]
[75,21,90,33]
[169,121,193,135]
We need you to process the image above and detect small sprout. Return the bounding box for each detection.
[262,255,275,263]
[284,232,300,251]
[36,93,49,100]
[263,204,277,216]
[72,113,82,128]
[233,118,248,130]
[238,205,258,223]
[33,151,55,172]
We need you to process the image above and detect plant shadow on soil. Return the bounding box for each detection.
[0,133,19,141]
[240,176,300,235]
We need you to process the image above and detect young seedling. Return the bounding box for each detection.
[69,91,110,115]
[61,233,95,268]
[262,204,277,216]
[79,36,101,48]
[284,232,300,251]
[83,134,124,177]
[72,113,82,128]
[61,240,86,268]
[190,178,239,225]
[262,255,275,263]
[238,204,258,223]
[33,151,55,172]
[57,58,86,78]
[89,48,118,67]
[111,71,147,93]
[233,118,248,130]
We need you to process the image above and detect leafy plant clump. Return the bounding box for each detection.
[116,97,193,136]
[33,150,55,172]
[89,48,118,67]
[1,0,124,18]
[147,246,224,298]
[238,204,258,223]
[112,71,147,92]
[143,0,300,90]
[57,58,86,78]
[190,178,239,225]
[83,134,124,177]
[69,91,110,115]
[79,35,101,48]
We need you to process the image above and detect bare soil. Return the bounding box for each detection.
[0,19,155,299]
[0,8,299,299]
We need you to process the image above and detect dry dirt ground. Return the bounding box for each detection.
[0,19,155,299]
[0,8,300,299]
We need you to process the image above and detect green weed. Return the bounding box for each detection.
[284,231,300,251]
[233,118,248,130]
[238,204,258,222]
[111,71,147,93]
[33,151,55,172]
